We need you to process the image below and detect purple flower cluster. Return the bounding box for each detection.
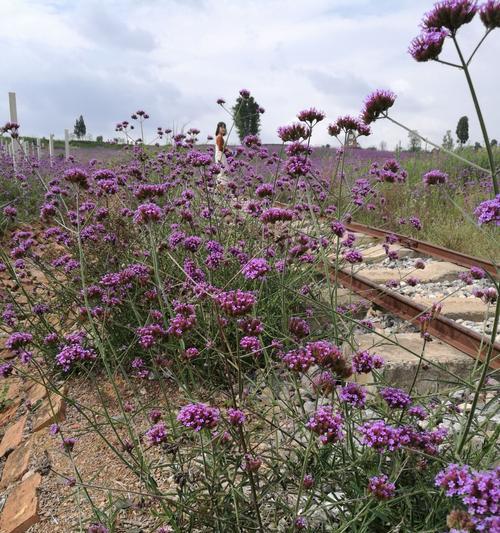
[177,403,220,432]
[133,202,163,224]
[342,248,362,264]
[297,107,325,124]
[352,350,384,374]
[436,464,499,531]
[306,406,344,445]
[409,29,448,62]
[136,323,167,349]
[277,123,310,143]
[423,169,448,185]
[339,382,367,408]
[260,207,294,224]
[371,159,407,183]
[56,344,96,372]
[216,290,256,317]
[63,167,89,189]
[240,335,262,355]
[474,195,500,226]
[167,301,196,337]
[227,408,246,426]
[6,331,33,351]
[422,0,478,32]
[380,387,412,409]
[146,422,168,445]
[282,348,315,372]
[368,474,396,500]
[359,420,402,452]
[242,258,270,280]
[361,90,397,124]
[289,317,310,339]
[480,0,500,28]
[307,340,352,377]
[312,371,337,394]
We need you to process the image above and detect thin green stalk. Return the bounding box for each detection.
[453,35,498,195]
[456,288,500,455]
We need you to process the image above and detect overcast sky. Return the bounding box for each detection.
[0,0,498,149]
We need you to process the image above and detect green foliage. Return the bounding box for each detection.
[96,135,103,143]
[407,130,421,152]
[442,130,454,150]
[232,95,261,142]
[456,115,469,145]
[74,115,87,139]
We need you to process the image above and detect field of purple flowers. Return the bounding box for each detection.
[0,1,499,532]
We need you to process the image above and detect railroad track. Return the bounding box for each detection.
[275,202,500,369]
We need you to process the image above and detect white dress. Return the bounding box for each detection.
[215,136,228,185]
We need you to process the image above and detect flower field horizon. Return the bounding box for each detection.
[0,1,499,532]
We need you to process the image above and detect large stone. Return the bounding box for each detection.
[350,333,473,394]
[0,399,21,427]
[0,415,26,457]
[25,382,47,405]
[360,244,417,265]
[0,439,32,488]
[0,473,41,533]
[32,388,66,432]
[4,379,21,402]
[413,297,494,321]
[358,262,466,285]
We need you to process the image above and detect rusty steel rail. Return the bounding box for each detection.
[345,221,498,278]
[274,201,498,277]
[335,268,500,369]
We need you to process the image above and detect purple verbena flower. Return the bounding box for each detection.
[368,474,396,500]
[480,0,500,28]
[146,422,168,445]
[352,350,384,374]
[177,403,220,432]
[227,408,246,426]
[339,382,367,408]
[306,406,344,445]
[474,195,500,226]
[380,387,412,409]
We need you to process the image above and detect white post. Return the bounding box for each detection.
[49,134,54,165]
[11,138,16,172]
[8,92,21,165]
[8,92,18,123]
[64,129,70,159]
[36,138,41,159]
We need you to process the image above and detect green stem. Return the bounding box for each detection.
[385,115,490,175]
[453,35,498,196]
[456,288,500,455]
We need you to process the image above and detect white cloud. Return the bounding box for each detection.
[0,0,499,150]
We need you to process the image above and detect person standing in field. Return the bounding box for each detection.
[214,121,228,188]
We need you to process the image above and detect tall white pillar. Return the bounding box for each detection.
[8,92,21,163]
[49,134,54,165]
[64,129,70,159]
[36,138,41,159]
[11,138,17,172]
[8,92,18,123]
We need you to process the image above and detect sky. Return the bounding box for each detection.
[0,0,499,149]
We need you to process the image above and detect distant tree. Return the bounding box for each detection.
[395,141,403,154]
[74,115,87,139]
[96,135,103,143]
[442,130,454,150]
[379,140,388,151]
[491,139,498,147]
[456,116,469,146]
[474,141,481,150]
[232,94,261,142]
[408,130,422,152]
